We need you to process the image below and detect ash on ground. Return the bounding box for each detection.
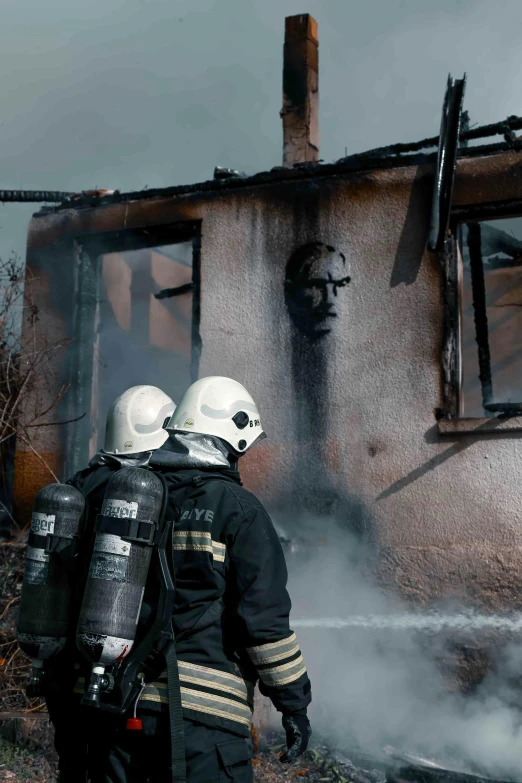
[255,731,387,783]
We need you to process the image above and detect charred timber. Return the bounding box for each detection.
[467,222,494,408]
[0,190,74,203]
[341,114,522,161]
[154,282,194,299]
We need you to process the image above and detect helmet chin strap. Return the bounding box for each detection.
[227,455,239,472]
[218,431,266,463]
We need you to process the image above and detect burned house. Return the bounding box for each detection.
[11,13,522,623]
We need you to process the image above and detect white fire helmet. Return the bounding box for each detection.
[103,386,176,455]
[166,376,265,455]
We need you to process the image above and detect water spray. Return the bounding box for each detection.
[292,612,522,632]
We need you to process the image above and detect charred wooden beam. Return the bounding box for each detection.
[460,111,471,148]
[340,113,522,162]
[467,222,493,409]
[484,402,522,415]
[429,73,467,251]
[0,190,74,203]
[191,235,202,383]
[154,282,194,299]
[440,237,460,418]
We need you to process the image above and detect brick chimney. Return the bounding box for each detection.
[281,14,319,167]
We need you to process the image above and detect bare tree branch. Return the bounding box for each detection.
[0,253,72,506]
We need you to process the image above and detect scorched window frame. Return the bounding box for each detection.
[438,199,522,436]
[63,220,202,478]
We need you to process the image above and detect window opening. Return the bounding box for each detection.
[458,216,522,417]
[94,241,194,455]
[66,232,199,476]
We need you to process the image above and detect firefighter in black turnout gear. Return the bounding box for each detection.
[82,376,312,783]
[43,386,175,782]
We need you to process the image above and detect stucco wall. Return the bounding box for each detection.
[16,151,522,610]
[195,170,522,610]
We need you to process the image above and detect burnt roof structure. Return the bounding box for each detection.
[3,114,522,210]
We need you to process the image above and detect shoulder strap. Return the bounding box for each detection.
[166,472,240,498]
[167,474,212,492]
[153,472,186,783]
[165,639,186,783]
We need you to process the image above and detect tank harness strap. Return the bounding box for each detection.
[27,530,81,559]
[95,514,158,546]
[166,473,239,494]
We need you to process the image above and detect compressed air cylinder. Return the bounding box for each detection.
[17,484,85,661]
[76,467,163,668]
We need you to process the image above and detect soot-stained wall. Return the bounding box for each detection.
[15,152,522,610]
[197,171,522,611]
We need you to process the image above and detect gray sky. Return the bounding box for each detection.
[0,0,516,261]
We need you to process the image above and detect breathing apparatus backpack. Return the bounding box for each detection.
[77,466,175,712]
[17,466,231,783]
[17,467,175,709]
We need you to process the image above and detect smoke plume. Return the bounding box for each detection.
[281,517,522,781]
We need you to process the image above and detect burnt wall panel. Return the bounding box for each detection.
[195,172,522,611]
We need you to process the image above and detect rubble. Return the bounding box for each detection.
[383,746,516,783]
[253,734,521,783]
[305,748,386,783]
[254,733,325,783]
[255,732,389,783]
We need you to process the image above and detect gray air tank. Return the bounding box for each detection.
[17,483,85,695]
[76,467,164,705]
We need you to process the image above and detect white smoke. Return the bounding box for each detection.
[282,518,522,781]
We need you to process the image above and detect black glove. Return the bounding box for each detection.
[280,710,311,763]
